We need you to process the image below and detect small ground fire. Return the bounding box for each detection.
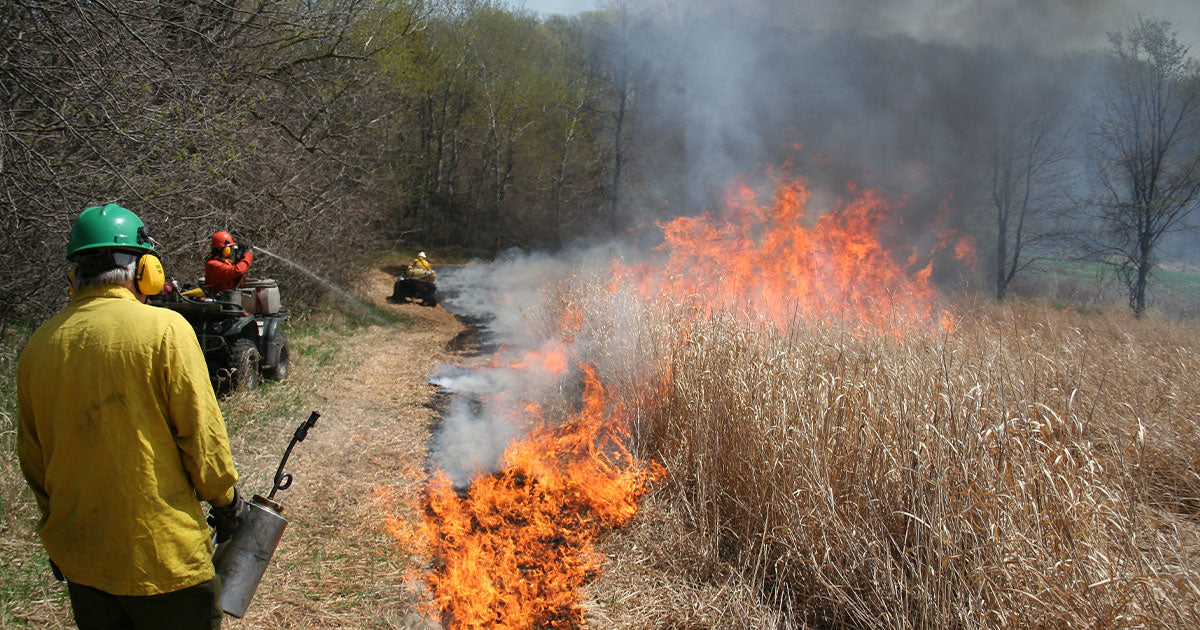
[422,366,660,628]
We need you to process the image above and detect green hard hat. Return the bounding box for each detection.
[66,204,158,259]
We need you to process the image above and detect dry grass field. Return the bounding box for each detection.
[4,263,1199,628]
[582,296,1200,628]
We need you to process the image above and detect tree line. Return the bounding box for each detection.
[2,0,420,321]
[1,0,640,323]
[3,1,1199,324]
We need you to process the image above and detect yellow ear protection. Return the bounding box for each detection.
[221,246,233,259]
[101,250,166,296]
[136,253,165,295]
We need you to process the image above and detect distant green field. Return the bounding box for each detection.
[1022,258,1200,316]
[1154,266,1200,301]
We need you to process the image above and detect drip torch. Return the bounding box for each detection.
[213,411,320,618]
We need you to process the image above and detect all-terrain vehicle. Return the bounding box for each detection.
[388,265,438,306]
[152,279,290,393]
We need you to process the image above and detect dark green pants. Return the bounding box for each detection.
[67,576,223,630]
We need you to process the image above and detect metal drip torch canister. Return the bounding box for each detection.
[213,411,320,618]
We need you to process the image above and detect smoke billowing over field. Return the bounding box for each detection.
[379,1,1200,627]
[3,0,1200,626]
[600,0,1199,274]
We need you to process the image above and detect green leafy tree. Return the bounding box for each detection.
[381,0,613,253]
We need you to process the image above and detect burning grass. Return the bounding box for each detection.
[389,312,663,628]
[388,174,1199,628]
[584,299,1200,628]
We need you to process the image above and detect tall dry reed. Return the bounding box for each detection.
[581,298,1200,628]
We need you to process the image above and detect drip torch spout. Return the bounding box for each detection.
[214,410,321,618]
[269,411,320,499]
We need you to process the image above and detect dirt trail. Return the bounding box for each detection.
[228,268,465,629]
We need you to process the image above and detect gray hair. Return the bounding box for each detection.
[73,257,137,291]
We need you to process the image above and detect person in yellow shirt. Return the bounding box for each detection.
[17,204,243,629]
[412,251,432,273]
[407,251,435,280]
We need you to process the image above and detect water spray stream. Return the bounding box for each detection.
[251,246,379,319]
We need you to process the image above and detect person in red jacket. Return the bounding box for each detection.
[205,230,254,294]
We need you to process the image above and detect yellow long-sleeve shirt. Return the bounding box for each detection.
[17,285,238,596]
[407,256,435,280]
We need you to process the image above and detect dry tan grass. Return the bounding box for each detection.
[219,268,462,629]
[7,261,1199,629]
[580,297,1200,628]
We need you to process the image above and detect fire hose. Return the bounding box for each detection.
[213,411,320,618]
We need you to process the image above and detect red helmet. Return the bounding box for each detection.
[211,231,234,249]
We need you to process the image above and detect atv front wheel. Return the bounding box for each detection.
[265,333,290,381]
[229,338,261,391]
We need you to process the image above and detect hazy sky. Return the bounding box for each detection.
[518,0,594,16]
[516,0,1199,53]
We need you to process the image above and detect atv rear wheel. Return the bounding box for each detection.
[229,338,261,391]
[265,333,290,381]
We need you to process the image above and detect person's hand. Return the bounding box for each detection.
[208,488,246,544]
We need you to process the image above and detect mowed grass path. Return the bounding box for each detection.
[0,268,461,628]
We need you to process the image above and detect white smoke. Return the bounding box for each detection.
[425,0,1200,483]
[428,244,637,486]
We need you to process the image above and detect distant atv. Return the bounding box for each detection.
[388,265,437,306]
[152,279,290,393]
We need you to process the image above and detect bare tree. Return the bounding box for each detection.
[0,0,411,321]
[597,0,643,235]
[989,86,1075,300]
[1092,17,1200,316]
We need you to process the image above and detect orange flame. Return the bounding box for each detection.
[616,173,947,328]
[421,366,661,628]
[509,346,569,376]
[384,167,973,627]
[932,195,978,271]
[954,236,978,269]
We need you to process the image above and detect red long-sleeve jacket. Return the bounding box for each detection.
[205,252,253,293]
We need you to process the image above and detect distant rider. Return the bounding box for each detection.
[408,251,435,280]
[205,230,254,294]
